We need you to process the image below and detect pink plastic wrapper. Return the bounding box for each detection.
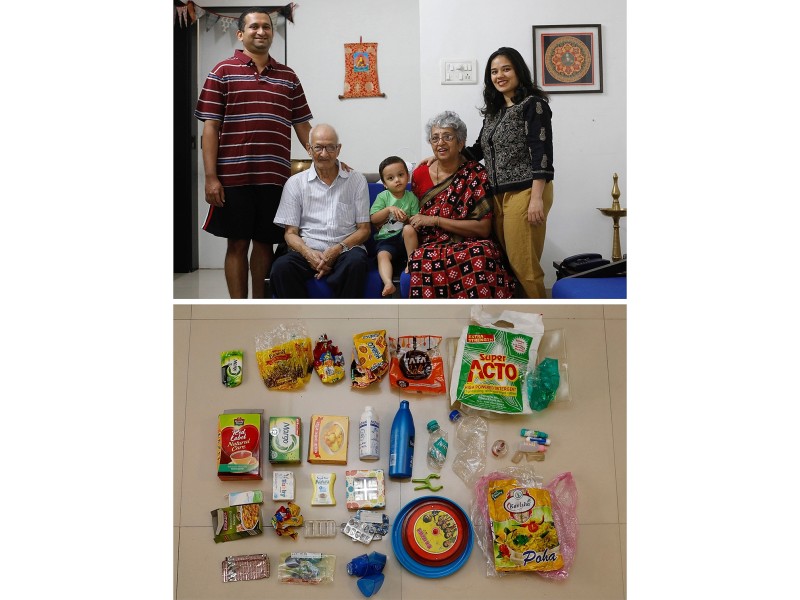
[471,468,578,579]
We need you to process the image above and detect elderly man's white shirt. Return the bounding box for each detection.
[274,164,370,252]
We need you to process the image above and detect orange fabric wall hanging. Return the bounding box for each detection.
[339,39,386,99]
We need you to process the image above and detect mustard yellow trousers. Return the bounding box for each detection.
[492,182,554,299]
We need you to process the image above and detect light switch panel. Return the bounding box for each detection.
[441,59,478,85]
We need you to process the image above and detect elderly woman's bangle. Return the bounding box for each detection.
[436,216,441,228]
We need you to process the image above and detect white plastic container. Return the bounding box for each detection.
[359,406,380,460]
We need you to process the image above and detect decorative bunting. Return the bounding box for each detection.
[174,2,296,30]
[339,38,385,99]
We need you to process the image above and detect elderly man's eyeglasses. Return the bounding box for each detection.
[310,144,340,154]
[429,133,456,143]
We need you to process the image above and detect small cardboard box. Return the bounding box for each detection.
[307,415,349,464]
[268,416,302,464]
[272,471,295,501]
[345,469,386,510]
[211,503,263,543]
[217,411,263,481]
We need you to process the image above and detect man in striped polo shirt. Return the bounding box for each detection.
[195,7,313,298]
[271,124,371,298]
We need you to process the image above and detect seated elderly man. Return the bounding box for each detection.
[271,124,371,298]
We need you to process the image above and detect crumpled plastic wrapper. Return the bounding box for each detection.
[313,334,345,384]
[271,501,304,539]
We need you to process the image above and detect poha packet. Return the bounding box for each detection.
[487,478,564,572]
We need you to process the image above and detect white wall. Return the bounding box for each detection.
[195,0,627,289]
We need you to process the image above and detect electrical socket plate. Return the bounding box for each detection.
[441,59,478,85]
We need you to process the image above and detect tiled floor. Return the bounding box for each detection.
[173,270,556,300]
[174,269,230,300]
[174,303,626,599]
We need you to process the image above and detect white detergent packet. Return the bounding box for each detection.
[450,307,544,415]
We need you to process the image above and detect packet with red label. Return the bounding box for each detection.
[313,334,345,384]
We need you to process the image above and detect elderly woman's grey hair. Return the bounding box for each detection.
[425,110,467,143]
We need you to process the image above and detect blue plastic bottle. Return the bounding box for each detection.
[388,400,415,478]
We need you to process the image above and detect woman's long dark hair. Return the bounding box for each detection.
[480,47,547,117]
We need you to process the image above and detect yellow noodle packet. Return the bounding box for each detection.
[487,478,564,572]
[255,323,313,390]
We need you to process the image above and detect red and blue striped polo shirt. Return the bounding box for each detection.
[195,50,313,187]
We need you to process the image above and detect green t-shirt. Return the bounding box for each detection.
[369,189,420,240]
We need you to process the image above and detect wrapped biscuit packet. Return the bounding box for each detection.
[388,335,446,394]
[255,322,313,390]
[350,330,389,388]
[313,334,345,384]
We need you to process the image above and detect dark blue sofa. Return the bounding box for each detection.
[267,182,407,299]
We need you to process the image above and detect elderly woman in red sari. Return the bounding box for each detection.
[406,110,515,299]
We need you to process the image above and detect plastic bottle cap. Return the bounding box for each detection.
[426,420,439,432]
[448,410,462,423]
[365,406,373,412]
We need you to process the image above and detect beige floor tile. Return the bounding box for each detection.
[605,319,626,522]
[531,318,619,524]
[174,304,626,598]
[176,524,404,599]
[191,303,400,320]
[399,303,605,320]
[603,304,627,319]
[174,269,229,300]
[174,527,180,599]
[399,523,623,599]
[174,319,191,525]
[620,523,626,597]
[180,316,402,526]
[174,304,192,319]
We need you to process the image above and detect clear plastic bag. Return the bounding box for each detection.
[470,467,578,579]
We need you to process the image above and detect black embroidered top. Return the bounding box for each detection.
[466,95,554,194]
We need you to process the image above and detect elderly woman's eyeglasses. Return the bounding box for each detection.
[429,133,456,143]
[310,144,340,154]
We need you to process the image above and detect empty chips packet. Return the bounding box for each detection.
[222,554,270,582]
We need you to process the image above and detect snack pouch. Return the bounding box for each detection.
[221,350,243,387]
[487,478,564,572]
[255,322,313,390]
[313,334,345,384]
[388,335,446,394]
[450,308,544,414]
[350,330,389,388]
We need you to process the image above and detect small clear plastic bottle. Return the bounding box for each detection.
[426,420,448,471]
[448,409,488,485]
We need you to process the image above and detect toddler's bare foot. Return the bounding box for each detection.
[382,283,396,297]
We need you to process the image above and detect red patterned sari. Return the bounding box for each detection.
[408,161,515,299]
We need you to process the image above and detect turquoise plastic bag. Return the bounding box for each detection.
[528,358,560,411]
